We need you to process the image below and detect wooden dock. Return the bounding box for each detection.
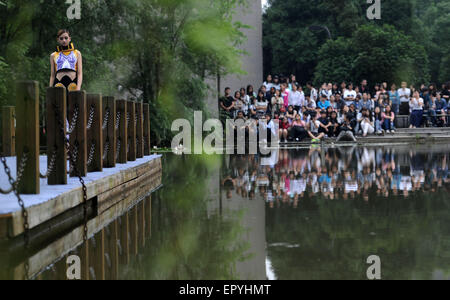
[0,155,162,240]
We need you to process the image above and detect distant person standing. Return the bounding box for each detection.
[389,84,400,115]
[288,84,302,112]
[273,76,281,90]
[398,82,411,115]
[281,83,290,109]
[219,87,235,123]
[264,74,274,91]
[307,82,318,104]
[360,79,370,95]
[441,82,450,102]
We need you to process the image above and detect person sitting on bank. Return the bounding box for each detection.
[50,29,83,93]
[429,93,447,127]
[307,112,326,143]
[409,91,424,129]
[318,110,333,137]
[336,114,357,142]
[290,114,308,142]
[328,111,340,137]
[382,105,396,133]
[279,116,290,142]
[360,108,375,137]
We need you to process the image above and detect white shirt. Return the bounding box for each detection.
[398,88,411,103]
[410,97,424,110]
[264,82,274,91]
[299,91,306,107]
[308,99,316,109]
[310,88,318,102]
[289,91,302,106]
[344,90,357,100]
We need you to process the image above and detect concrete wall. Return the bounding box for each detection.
[206,0,263,118]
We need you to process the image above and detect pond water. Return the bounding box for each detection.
[1,144,450,280]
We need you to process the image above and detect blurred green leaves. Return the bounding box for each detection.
[0,0,249,146]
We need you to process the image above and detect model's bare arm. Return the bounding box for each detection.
[77,51,83,90]
[49,54,55,87]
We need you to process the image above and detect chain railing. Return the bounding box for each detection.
[67,105,79,136]
[52,102,90,242]
[0,151,30,247]
[1,85,152,251]
[102,107,110,131]
[86,105,95,130]
[39,149,57,179]
[87,142,96,167]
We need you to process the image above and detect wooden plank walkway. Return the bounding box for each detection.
[0,155,162,239]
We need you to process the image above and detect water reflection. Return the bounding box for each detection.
[1,146,449,280]
[222,145,450,280]
[223,146,449,206]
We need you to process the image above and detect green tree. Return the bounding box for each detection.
[313,37,355,85]
[264,0,447,86]
[0,0,249,146]
[313,25,430,86]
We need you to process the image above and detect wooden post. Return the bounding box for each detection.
[102,96,116,168]
[88,230,105,280]
[79,241,90,280]
[138,200,145,248]
[127,101,136,162]
[1,106,15,156]
[136,102,144,159]
[105,220,119,280]
[116,100,128,164]
[145,195,152,237]
[68,91,87,177]
[119,212,129,265]
[129,206,138,256]
[55,256,67,280]
[86,94,103,173]
[46,87,67,185]
[16,81,40,194]
[143,103,151,156]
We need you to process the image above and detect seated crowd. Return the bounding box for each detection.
[219,75,450,143]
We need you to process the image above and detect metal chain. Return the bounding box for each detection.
[67,105,79,136]
[69,143,79,174]
[102,108,110,130]
[15,152,29,188]
[0,185,13,194]
[40,149,57,179]
[0,152,30,247]
[126,111,130,128]
[87,142,96,167]
[115,111,121,130]
[86,106,95,130]
[116,138,121,161]
[52,103,89,241]
[135,112,138,127]
[103,140,110,161]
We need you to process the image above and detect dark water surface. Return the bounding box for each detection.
[1,144,450,280]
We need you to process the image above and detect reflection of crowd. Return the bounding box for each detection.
[221,147,450,207]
